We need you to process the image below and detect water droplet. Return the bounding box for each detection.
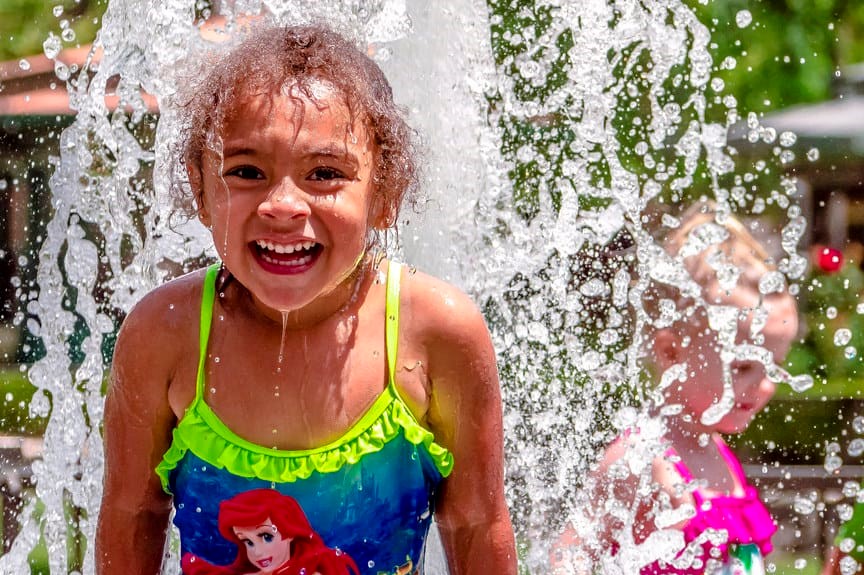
[840,555,860,575]
[849,439,864,457]
[43,34,62,59]
[807,148,820,161]
[787,374,813,393]
[18,59,31,71]
[195,506,202,513]
[0,179,7,190]
[54,61,70,81]
[853,416,864,434]
[794,558,807,569]
[735,10,753,28]
[758,271,785,295]
[845,346,857,360]
[209,387,216,394]
[779,131,797,147]
[367,561,375,568]
[834,328,853,347]
[825,454,844,473]
[61,28,76,43]
[213,356,220,364]
[827,306,838,319]
[168,303,175,310]
[52,5,64,17]
[793,496,815,514]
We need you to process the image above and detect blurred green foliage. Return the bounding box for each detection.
[690,0,864,115]
[785,261,864,398]
[0,0,106,61]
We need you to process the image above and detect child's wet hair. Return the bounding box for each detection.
[643,201,788,326]
[171,23,419,229]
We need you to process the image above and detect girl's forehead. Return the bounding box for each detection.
[218,82,368,144]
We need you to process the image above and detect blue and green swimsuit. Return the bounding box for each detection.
[156,261,454,575]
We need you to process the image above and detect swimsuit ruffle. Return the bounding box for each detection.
[156,388,453,494]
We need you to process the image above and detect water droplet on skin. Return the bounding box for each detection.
[168,303,174,310]
[18,59,30,71]
[213,356,220,364]
[209,387,216,394]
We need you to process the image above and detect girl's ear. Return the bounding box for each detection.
[652,327,682,369]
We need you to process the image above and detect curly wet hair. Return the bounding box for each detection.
[170,22,420,230]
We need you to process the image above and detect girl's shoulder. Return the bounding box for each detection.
[116,268,209,360]
[398,265,490,342]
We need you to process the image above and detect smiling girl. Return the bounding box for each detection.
[95,23,516,575]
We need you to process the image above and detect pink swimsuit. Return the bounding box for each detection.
[642,437,776,574]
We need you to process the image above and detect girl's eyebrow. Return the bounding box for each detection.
[301,147,360,167]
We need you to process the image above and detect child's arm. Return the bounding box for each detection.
[415,278,517,574]
[95,287,189,574]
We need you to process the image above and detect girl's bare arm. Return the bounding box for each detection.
[415,278,517,575]
[95,287,189,574]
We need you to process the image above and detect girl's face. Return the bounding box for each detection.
[234,518,292,573]
[660,286,798,435]
[197,81,381,322]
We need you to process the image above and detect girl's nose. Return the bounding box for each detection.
[259,181,312,219]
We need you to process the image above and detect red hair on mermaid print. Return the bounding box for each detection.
[181,489,359,575]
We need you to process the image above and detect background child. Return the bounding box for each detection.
[553,202,799,574]
[95,23,516,575]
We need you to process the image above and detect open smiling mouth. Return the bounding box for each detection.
[253,239,323,272]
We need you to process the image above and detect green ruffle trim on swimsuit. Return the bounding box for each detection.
[156,384,454,494]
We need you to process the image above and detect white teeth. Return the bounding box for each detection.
[259,251,314,267]
[256,240,316,254]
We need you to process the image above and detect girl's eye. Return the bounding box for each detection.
[225,166,265,180]
[242,539,254,548]
[308,166,346,181]
[261,533,274,543]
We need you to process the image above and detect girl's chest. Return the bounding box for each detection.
[169,311,431,450]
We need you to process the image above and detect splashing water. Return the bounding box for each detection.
[0,0,809,573]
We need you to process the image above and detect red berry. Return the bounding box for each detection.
[817,246,843,273]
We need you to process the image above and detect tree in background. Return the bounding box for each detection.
[693,0,864,113]
[0,0,105,61]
